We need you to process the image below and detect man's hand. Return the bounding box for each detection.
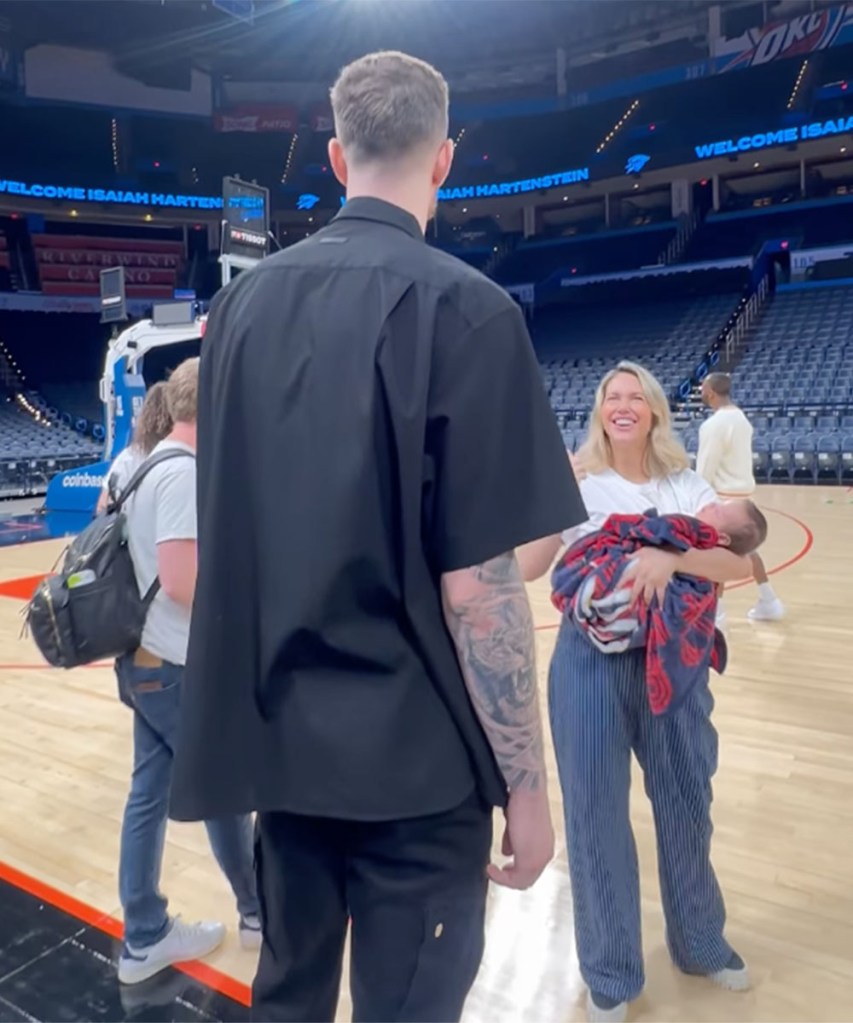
[488,787,554,890]
[626,548,679,608]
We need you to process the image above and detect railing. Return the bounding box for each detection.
[661,209,701,266]
[0,455,96,499]
[720,272,771,370]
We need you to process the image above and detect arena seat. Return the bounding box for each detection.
[41,382,101,425]
[841,435,853,482]
[817,435,841,482]
[535,291,737,430]
[752,439,770,482]
[0,398,102,464]
[732,287,853,418]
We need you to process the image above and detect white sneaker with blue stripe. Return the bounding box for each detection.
[118,917,225,985]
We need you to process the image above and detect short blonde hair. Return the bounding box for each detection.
[579,361,689,478]
[330,51,449,164]
[165,357,199,425]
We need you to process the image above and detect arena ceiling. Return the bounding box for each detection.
[0,0,803,87]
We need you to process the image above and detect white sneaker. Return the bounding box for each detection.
[118,918,226,985]
[747,597,785,621]
[710,952,751,991]
[586,991,628,1022]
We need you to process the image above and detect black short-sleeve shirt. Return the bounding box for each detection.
[170,198,586,823]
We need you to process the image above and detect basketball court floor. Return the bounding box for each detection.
[0,484,849,1022]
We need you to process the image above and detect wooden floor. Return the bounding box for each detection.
[0,485,850,1022]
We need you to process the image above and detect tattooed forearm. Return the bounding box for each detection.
[441,552,545,793]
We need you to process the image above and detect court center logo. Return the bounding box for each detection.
[626,153,651,174]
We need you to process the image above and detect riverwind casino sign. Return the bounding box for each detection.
[695,116,853,159]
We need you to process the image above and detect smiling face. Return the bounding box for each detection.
[601,371,654,450]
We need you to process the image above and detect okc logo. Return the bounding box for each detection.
[297,193,320,210]
[626,154,650,174]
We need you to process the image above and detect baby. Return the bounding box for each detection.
[551,498,768,716]
[695,498,768,555]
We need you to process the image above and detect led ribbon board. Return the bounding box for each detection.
[0,180,223,207]
[438,168,590,201]
[695,115,853,158]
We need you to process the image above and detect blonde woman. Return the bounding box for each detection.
[519,363,752,1023]
[96,382,173,514]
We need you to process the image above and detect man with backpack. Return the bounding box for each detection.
[114,357,260,984]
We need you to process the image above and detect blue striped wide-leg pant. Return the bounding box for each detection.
[548,623,733,1003]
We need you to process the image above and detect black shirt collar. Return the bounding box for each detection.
[333,197,423,240]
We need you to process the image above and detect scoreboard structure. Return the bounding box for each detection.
[220,176,271,285]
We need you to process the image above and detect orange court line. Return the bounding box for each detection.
[0,574,48,602]
[0,859,253,1007]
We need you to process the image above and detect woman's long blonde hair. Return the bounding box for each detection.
[578,360,689,478]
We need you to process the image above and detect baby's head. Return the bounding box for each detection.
[697,499,768,555]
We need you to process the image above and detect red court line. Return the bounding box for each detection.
[534,506,814,631]
[0,574,47,602]
[0,859,252,1007]
[727,506,814,591]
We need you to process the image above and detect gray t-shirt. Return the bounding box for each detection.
[125,439,196,666]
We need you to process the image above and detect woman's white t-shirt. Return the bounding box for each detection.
[562,468,716,547]
[102,446,144,500]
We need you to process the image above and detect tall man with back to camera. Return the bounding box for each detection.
[170,51,585,1022]
[697,372,784,621]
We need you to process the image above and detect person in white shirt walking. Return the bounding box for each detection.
[697,372,784,622]
[95,382,173,515]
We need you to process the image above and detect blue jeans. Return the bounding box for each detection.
[116,653,260,949]
[548,623,732,1003]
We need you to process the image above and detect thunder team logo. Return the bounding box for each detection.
[626,154,651,175]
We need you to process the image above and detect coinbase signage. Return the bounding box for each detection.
[0,179,223,209]
[695,115,853,159]
[438,167,589,201]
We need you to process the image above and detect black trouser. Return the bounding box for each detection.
[252,791,493,1023]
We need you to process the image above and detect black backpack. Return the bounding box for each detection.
[25,448,194,669]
